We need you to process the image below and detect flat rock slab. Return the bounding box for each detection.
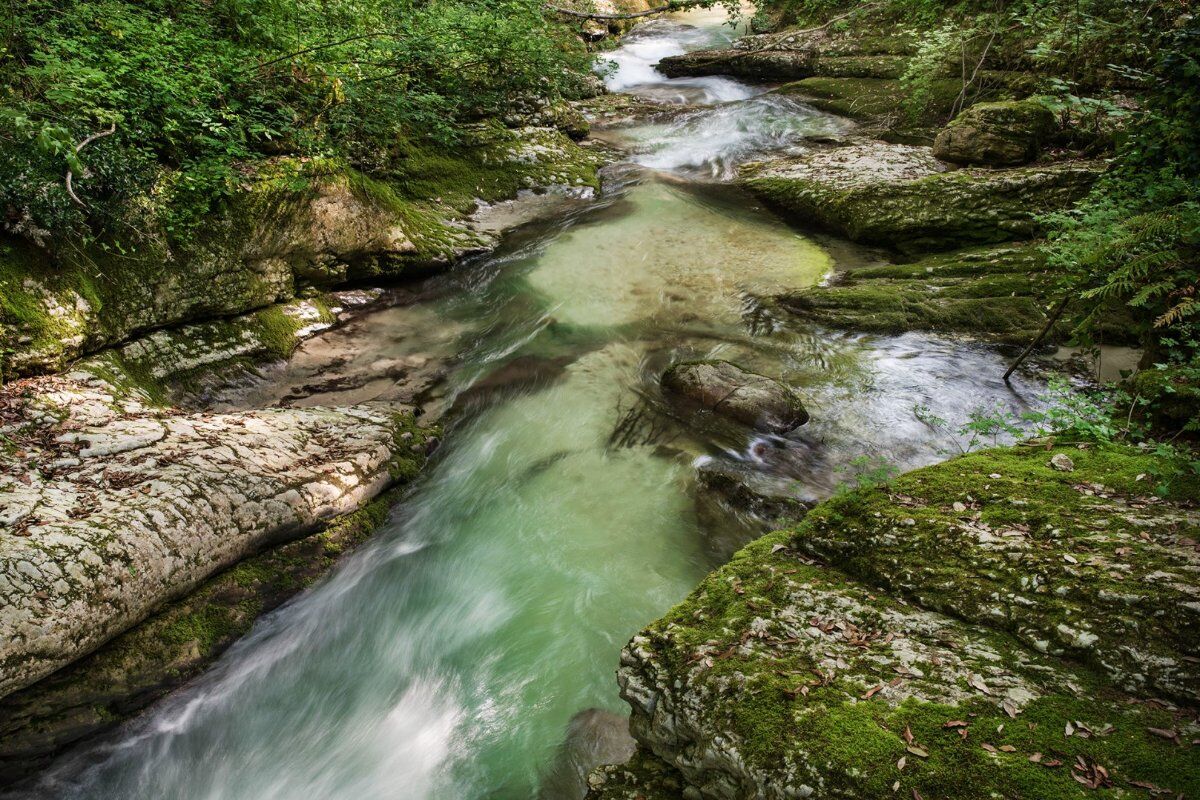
[777,242,1057,344]
[739,141,1102,253]
[662,361,809,434]
[0,367,420,698]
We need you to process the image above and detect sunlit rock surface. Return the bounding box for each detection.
[0,365,427,698]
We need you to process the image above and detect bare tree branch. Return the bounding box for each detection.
[65,122,116,208]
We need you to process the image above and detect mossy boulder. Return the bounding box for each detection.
[789,444,1200,704]
[662,360,809,434]
[739,142,1102,253]
[600,445,1200,799]
[778,243,1060,344]
[934,99,1057,166]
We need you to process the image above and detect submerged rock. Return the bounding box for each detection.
[587,747,686,800]
[739,142,1102,253]
[695,458,810,560]
[539,708,637,800]
[933,99,1056,166]
[662,361,809,434]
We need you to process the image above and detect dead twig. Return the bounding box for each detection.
[1003,295,1071,382]
[64,123,116,208]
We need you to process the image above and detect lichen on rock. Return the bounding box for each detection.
[599,445,1200,799]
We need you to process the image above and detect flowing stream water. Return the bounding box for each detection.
[20,10,1054,800]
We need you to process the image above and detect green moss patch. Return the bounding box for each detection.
[631,523,1199,798]
[779,242,1060,343]
[789,443,1200,702]
[741,153,1102,254]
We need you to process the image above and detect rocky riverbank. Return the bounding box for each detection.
[584,12,1198,800]
[0,347,439,779]
[0,122,605,380]
[0,109,609,782]
[589,445,1200,799]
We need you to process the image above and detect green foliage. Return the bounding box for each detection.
[0,0,595,248]
[916,377,1200,495]
[833,454,899,494]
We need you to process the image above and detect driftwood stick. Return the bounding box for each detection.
[1003,295,1071,382]
[64,123,117,208]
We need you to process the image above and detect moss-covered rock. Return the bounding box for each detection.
[788,444,1200,703]
[603,444,1200,799]
[0,486,407,785]
[739,143,1102,253]
[934,99,1057,166]
[778,243,1060,344]
[1,126,604,380]
[662,360,809,434]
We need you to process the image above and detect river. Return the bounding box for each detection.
[17,10,1050,799]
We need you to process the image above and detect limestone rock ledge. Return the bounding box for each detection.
[0,365,427,698]
[590,445,1200,799]
[738,142,1102,253]
[1,124,605,379]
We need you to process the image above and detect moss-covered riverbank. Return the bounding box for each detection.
[590,444,1200,799]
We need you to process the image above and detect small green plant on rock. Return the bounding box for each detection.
[834,454,899,494]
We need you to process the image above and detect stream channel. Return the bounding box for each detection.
[20,9,1058,800]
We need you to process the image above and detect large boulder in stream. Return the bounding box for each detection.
[934,99,1057,166]
[739,142,1102,253]
[588,444,1200,800]
[662,361,808,434]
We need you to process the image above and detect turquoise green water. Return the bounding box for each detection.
[21,11,1052,800]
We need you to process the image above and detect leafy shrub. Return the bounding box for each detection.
[0,0,595,249]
